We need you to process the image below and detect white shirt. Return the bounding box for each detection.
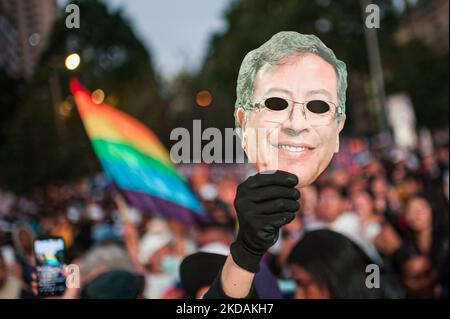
[329,211,383,265]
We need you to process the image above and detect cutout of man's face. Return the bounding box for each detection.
[236,53,346,187]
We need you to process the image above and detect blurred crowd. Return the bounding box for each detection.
[0,131,448,299]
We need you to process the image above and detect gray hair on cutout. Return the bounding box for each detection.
[234,31,347,131]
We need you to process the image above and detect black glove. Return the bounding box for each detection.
[230,170,300,273]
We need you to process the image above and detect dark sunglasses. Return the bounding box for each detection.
[261,97,335,114]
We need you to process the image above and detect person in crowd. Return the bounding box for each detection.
[287,229,383,299]
[351,190,402,257]
[392,245,439,298]
[10,223,36,292]
[314,184,383,263]
[369,175,404,235]
[205,30,348,298]
[124,218,185,299]
[180,252,281,299]
[298,185,320,229]
[80,269,145,299]
[0,254,34,299]
[50,213,75,248]
[80,242,137,284]
[195,222,235,254]
[403,195,449,282]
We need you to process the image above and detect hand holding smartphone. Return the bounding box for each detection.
[33,237,66,297]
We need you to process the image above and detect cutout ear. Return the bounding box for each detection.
[235,107,247,149]
[335,115,346,153]
[235,107,246,130]
[335,136,340,153]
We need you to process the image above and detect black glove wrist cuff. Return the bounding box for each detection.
[230,241,262,273]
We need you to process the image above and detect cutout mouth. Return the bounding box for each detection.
[271,143,315,153]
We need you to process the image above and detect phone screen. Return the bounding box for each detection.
[34,237,66,297]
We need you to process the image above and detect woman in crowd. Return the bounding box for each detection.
[403,195,448,268]
[287,229,383,299]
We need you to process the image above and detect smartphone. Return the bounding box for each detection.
[33,237,66,297]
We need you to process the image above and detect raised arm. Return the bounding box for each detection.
[204,170,300,298]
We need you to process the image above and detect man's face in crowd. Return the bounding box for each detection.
[316,187,343,223]
[352,191,374,219]
[237,53,345,187]
[405,197,432,232]
[402,255,437,298]
[289,264,330,299]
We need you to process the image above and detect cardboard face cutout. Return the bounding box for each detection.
[235,32,347,187]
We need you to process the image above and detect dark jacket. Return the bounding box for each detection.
[203,269,259,299]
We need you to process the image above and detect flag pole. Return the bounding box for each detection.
[113,191,145,274]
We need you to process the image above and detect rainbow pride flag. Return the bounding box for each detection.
[70,79,207,226]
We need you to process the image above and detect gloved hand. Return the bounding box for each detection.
[230,170,300,273]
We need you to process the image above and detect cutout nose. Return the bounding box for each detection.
[283,103,310,134]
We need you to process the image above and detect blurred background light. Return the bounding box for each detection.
[91,89,105,105]
[196,90,213,107]
[58,101,73,118]
[315,18,332,33]
[28,33,41,47]
[65,53,81,70]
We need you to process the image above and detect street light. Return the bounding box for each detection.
[49,53,81,139]
[65,53,81,70]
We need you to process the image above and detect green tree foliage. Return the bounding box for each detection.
[383,40,448,128]
[0,70,24,146]
[186,0,448,134]
[0,0,165,193]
